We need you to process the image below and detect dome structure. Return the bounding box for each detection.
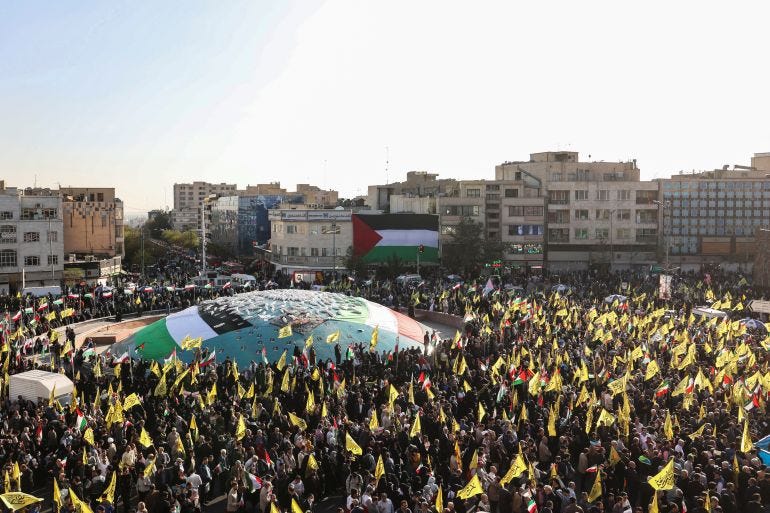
[111,289,428,366]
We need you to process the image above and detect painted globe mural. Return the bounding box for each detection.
[111,289,428,366]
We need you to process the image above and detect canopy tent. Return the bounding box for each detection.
[9,370,73,404]
[111,289,429,366]
[692,306,727,319]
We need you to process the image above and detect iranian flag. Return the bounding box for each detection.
[243,472,262,492]
[75,409,87,431]
[655,381,671,397]
[12,311,22,322]
[200,350,216,367]
[527,498,538,513]
[352,214,439,264]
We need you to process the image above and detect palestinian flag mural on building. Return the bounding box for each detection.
[352,214,439,264]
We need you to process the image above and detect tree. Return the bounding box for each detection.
[161,229,199,250]
[442,217,491,276]
[146,212,172,239]
[379,254,405,281]
[343,246,367,278]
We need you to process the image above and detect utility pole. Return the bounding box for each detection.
[331,220,337,280]
[653,200,670,270]
[48,217,54,280]
[140,227,145,279]
[201,200,207,276]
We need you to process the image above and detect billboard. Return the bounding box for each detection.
[352,214,439,264]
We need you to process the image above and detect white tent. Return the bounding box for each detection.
[692,306,727,319]
[9,370,74,404]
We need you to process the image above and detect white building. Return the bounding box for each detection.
[268,207,352,277]
[0,182,64,294]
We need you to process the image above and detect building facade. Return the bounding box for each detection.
[267,207,352,276]
[658,166,770,272]
[173,182,237,210]
[58,187,124,258]
[367,171,457,212]
[0,183,64,293]
[209,195,284,256]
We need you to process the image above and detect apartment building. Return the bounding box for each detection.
[658,162,770,272]
[267,207,352,276]
[208,195,284,255]
[495,152,659,271]
[367,171,457,212]
[57,187,124,258]
[0,182,64,293]
[172,181,237,232]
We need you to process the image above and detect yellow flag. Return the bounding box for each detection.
[326,330,340,344]
[123,393,141,410]
[609,446,621,466]
[647,459,676,491]
[235,415,247,441]
[649,492,659,513]
[370,326,379,351]
[139,428,154,448]
[100,471,116,504]
[469,449,479,470]
[345,432,363,455]
[500,453,527,486]
[375,455,385,483]
[478,402,486,423]
[663,411,674,440]
[740,419,753,453]
[276,350,287,371]
[645,360,660,381]
[587,470,602,502]
[305,389,315,413]
[53,478,62,512]
[207,383,217,404]
[305,335,314,349]
[83,427,95,446]
[435,485,443,513]
[0,493,43,511]
[143,458,155,478]
[291,499,303,513]
[278,324,293,339]
[456,474,483,500]
[410,414,422,438]
[288,412,308,431]
[49,384,56,407]
[370,409,379,431]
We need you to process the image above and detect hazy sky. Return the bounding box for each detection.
[2,1,769,216]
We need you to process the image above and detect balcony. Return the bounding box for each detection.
[548,198,570,205]
[635,235,658,244]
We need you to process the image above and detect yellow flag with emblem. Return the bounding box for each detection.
[478,402,486,423]
[276,350,287,371]
[0,492,43,511]
[456,474,483,500]
[587,470,602,502]
[288,412,308,432]
[326,330,340,344]
[740,419,753,453]
[410,414,421,438]
[375,454,385,483]
[278,324,293,339]
[370,409,379,431]
[647,459,676,490]
[100,471,116,504]
[345,432,362,455]
[500,453,527,486]
[435,485,443,513]
[139,428,154,448]
[235,415,247,441]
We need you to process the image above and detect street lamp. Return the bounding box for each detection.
[653,200,671,270]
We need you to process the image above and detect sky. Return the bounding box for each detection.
[2,1,770,216]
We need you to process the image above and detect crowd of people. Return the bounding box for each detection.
[1,268,770,513]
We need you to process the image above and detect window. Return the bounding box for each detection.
[287,247,299,256]
[549,191,570,205]
[0,212,12,220]
[23,232,40,243]
[444,205,480,216]
[48,255,59,265]
[508,225,543,236]
[616,228,631,239]
[310,248,319,257]
[321,248,329,257]
[548,228,569,243]
[616,209,631,221]
[466,188,481,198]
[0,225,16,244]
[0,249,16,267]
[504,189,519,198]
[618,190,631,201]
[636,228,658,243]
[486,184,500,191]
[508,206,543,217]
[24,255,40,266]
[595,209,610,220]
[97,193,104,202]
[574,210,589,220]
[597,190,610,201]
[575,190,589,201]
[20,208,57,220]
[509,243,543,255]
[286,225,297,234]
[595,228,609,239]
[574,228,588,239]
